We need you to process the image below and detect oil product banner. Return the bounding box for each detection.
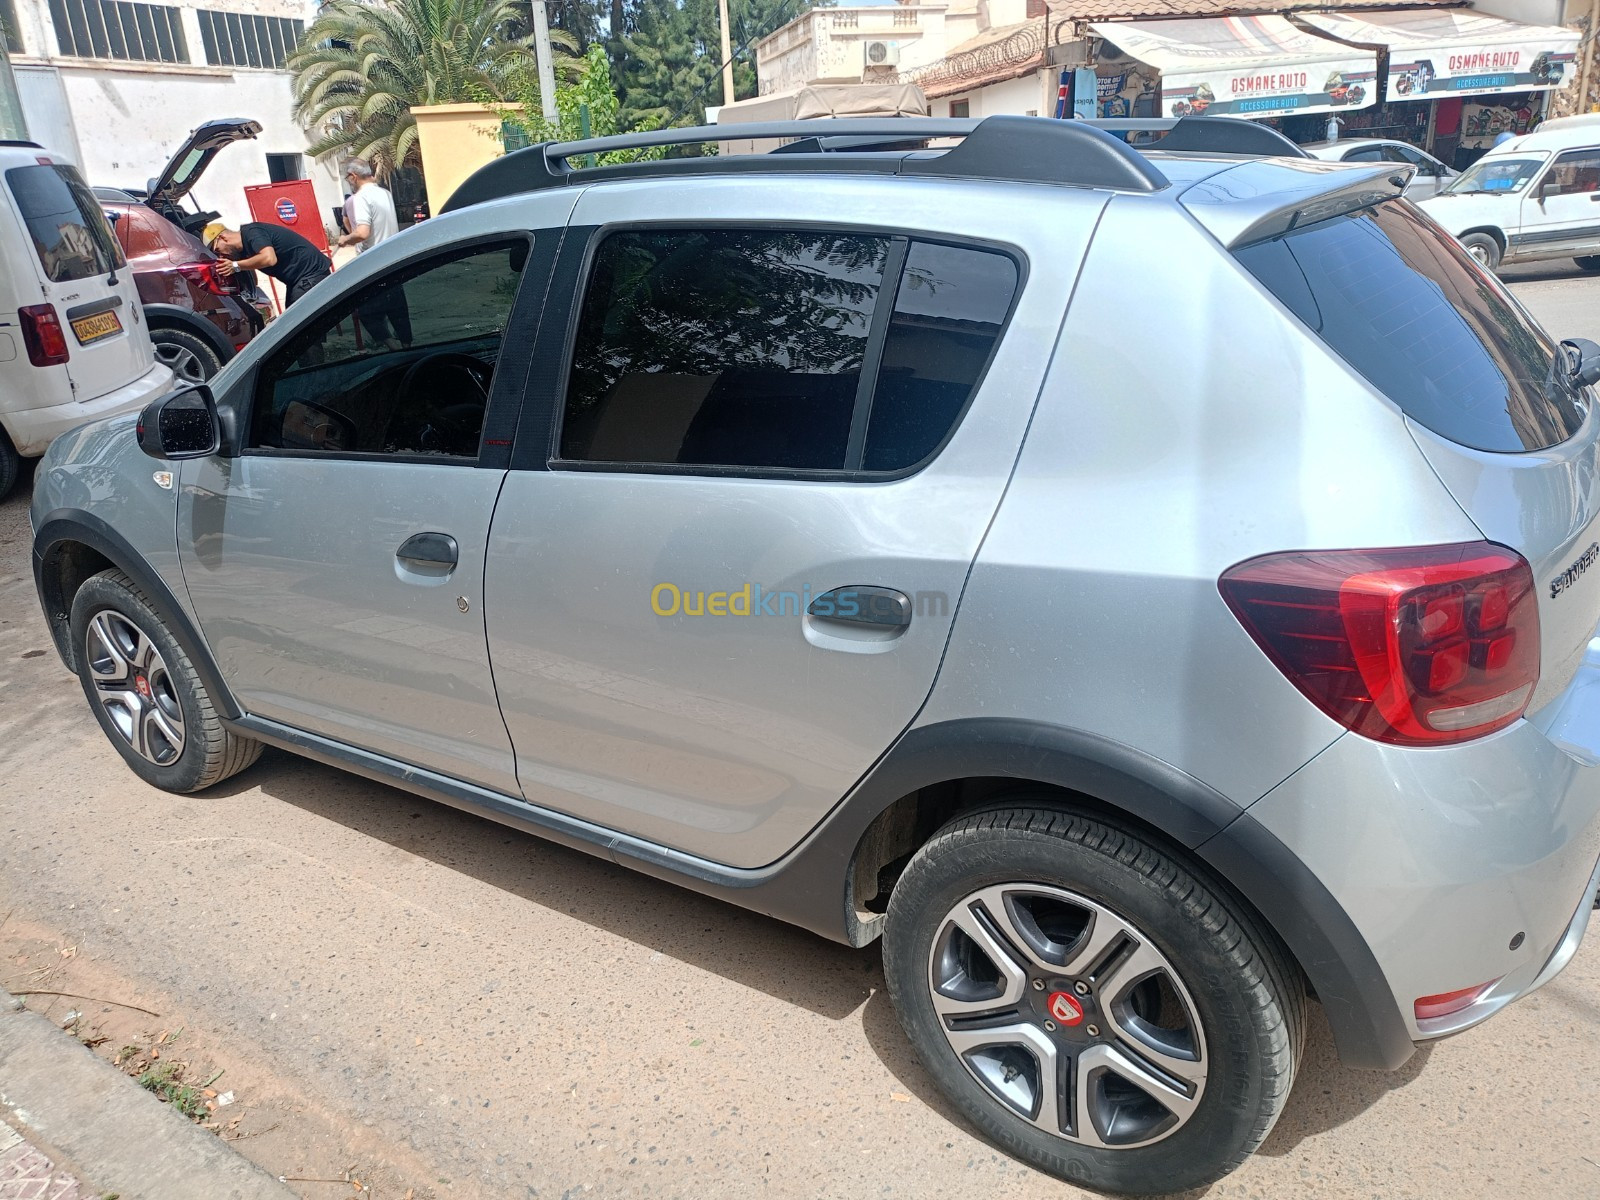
[1089,17,1379,119]
[1301,11,1581,103]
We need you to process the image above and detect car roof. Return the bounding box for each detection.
[1487,122,1600,156]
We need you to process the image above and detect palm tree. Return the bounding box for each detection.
[288,0,577,176]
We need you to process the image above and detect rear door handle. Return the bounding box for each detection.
[807,586,912,629]
[397,532,459,567]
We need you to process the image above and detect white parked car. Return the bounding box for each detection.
[0,140,172,499]
[1417,113,1600,273]
[1303,138,1458,199]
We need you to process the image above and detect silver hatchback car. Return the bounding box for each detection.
[29,116,1600,1196]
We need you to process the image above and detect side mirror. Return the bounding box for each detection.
[1561,338,1600,389]
[136,384,220,459]
[278,397,356,452]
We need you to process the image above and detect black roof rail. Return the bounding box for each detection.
[0,140,45,149]
[442,115,1168,213]
[1090,116,1312,159]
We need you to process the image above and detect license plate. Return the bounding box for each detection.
[70,309,123,345]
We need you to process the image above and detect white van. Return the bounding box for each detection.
[1418,113,1600,273]
[0,141,172,499]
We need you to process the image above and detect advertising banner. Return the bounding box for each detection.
[1089,17,1379,120]
[1302,12,1581,103]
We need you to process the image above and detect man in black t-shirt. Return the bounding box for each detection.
[206,221,331,306]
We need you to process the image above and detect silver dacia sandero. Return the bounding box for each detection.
[29,116,1600,1195]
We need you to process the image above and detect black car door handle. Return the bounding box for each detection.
[396,532,458,567]
[807,586,912,629]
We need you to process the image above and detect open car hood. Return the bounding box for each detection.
[147,118,262,205]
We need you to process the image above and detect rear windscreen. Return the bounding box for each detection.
[1235,199,1584,452]
[6,163,124,284]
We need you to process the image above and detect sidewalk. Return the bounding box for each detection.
[0,988,294,1200]
[0,1122,95,1200]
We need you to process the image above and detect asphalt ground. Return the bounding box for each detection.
[0,269,1597,1199]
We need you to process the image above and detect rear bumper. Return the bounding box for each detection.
[1,362,173,456]
[1247,648,1600,1053]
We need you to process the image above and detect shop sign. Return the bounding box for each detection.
[1163,58,1377,119]
[1386,44,1577,102]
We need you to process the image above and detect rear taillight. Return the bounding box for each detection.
[1220,542,1539,746]
[18,304,70,366]
[176,261,236,295]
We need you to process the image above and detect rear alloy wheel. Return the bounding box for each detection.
[70,569,261,792]
[1460,232,1502,271]
[883,806,1304,1196]
[152,327,223,384]
[1575,255,1600,273]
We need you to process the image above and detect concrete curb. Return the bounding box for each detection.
[0,988,295,1200]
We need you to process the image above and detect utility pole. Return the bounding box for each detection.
[718,0,735,107]
[530,0,560,126]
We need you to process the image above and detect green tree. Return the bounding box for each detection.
[492,44,664,163]
[288,0,578,175]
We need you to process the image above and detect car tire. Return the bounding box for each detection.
[0,430,18,503]
[1575,256,1600,273]
[1460,232,1502,271]
[70,569,261,793]
[882,804,1304,1197]
[151,326,224,384]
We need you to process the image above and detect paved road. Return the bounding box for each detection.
[1503,261,1600,343]
[1,272,1599,1199]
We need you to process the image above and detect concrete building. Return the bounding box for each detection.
[753,0,1599,152]
[2,0,340,231]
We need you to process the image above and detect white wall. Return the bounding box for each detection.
[49,64,341,232]
[943,70,1049,118]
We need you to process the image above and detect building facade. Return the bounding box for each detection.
[2,0,340,231]
[752,0,1599,161]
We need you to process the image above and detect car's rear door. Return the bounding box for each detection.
[178,218,568,794]
[4,157,153,400]
[481,177,1106,868]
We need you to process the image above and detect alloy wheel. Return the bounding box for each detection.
[154,341,207,384]
[84,610,186,765]
[927,883,1207,1149]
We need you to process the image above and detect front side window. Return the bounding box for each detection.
[248,241,528,460]
[1235,199,1582,452]
[1540,148,1600,198]
[1446,154,1547,195]
[559,229,1017,474]
[6,164,124,283]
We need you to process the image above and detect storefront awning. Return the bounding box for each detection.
[1298,11,1582,104]
[1088,16,1378,120]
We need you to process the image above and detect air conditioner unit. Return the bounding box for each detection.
[863,40,900,68]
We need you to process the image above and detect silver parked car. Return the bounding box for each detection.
[29,116,1600,1196]
[1302,137,1458,198]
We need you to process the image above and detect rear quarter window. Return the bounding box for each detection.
[1235,199,1583,452]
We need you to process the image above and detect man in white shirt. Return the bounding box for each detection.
[335,160,398,253]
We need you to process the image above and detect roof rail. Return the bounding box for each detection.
[0,140,45,149]
[442,115,1168,213]
[1090,117,1312,159]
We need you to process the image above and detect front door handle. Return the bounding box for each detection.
[807,586,912,630]
[397,532,458,567]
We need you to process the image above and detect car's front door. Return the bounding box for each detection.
[1518,147,1600,258]
[482,181,1107,868]
[178,233,552,794]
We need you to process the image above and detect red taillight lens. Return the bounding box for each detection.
[176,261,236,295]
[1414,980,1499,1023]
[1220,543,1539,746]
[19,303,70,366]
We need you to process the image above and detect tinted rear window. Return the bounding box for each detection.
[1236,199,1582,452]
[6,163,123,283]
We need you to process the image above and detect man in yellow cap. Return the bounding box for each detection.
[204,219,331,307]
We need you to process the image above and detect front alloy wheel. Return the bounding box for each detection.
[929,884,1206,1148]
[85,609,186,765]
